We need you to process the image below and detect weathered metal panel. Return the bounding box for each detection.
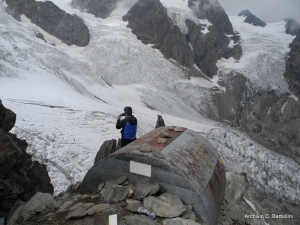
[80,127,225,225]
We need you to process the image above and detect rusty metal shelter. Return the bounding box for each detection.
[80,127,226,225]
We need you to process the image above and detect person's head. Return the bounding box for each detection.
[124,106,132,116]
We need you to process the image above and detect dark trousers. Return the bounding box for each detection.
[121,138,136,147]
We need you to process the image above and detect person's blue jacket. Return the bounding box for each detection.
[116,115,138,139]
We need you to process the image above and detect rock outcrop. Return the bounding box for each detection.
[123,0,242,77]
[186,19,242,77]
[6,0,90,47]
[7,174,300,225]
[285,30,300,97]
[123,0,195,69]
[155,115,165,129]
[238,9,267,27]
[0,101,53,221]
[285,19,300,36]
[219,173,300,225]
[188,0,234,35]
[94,139,117,164]
[71,0,119,19]
[0,100,16,132]
[216,73,300,164]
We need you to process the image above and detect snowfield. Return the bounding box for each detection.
[0,1,299,204]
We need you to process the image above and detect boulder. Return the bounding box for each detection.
[134,180,160,200]
[143,193,186,218]
[6,0,90,47]
[180,205,196,221]
[94,139,117,164]
[238,10,267,27]
[65,208,88,220]
[71,0,119,19]
[7,192,57,225]
[125,202,141,212]
[101,185,129,204]
[7,205,31,225]
[65,203,94,220]
[86,204,116,215]
[124,215,160,225]
[57,200,73,213]
[100,177,129,203]
[163,218,207,225]
[155,115,165,129]
[25,192,57,214]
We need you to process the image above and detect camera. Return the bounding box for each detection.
[120,113,125,116]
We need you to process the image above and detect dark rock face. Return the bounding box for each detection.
[94,139,117,164]
[6,0,90,47]
[71,0,118,19]
[123,0,194,68]
[186,19,242,77]
[285,31,300,97]
[155,115,165,129]
[123,0,241,76]
[0,100,16,133]
[220,173,300,225]
[239,92,300,163]
[188,0,234,34]
[0,101,53,219]
[238,9,267,27]
[285,19,300,36]
[216,73,300,164]
[185,0,242,77]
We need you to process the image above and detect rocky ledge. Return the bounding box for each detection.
[6,173,300,225]
[5,0,90,47]
[0,100,53,222]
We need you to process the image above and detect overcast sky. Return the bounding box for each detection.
[218,0,300,23]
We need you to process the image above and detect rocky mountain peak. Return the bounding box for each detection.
[188,0,234,34]
[285,18,300,35]
[238,9,267,27]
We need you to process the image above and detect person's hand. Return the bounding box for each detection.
[117,115,121,120]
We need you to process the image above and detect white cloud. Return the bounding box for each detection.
[218,0,300,23]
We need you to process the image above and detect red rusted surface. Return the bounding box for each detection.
[115,127,186,153]
[146,127,187,151]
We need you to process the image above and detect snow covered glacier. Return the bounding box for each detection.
[0,0,299,205]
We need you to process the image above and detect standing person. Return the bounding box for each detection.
[116,106,138,147]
